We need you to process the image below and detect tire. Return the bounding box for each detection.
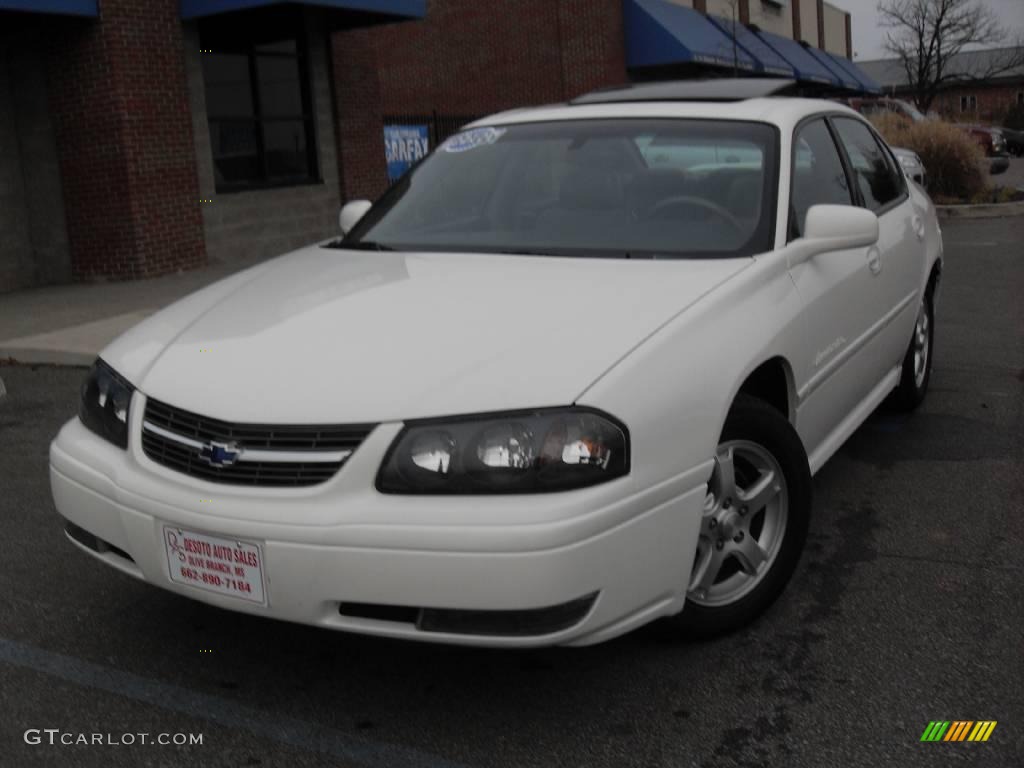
[666,395,812,640]
[891,288,934,411]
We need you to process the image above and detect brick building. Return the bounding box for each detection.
[859,47,1024,124]
[0,0,424,295]
[1,0,870,294]
[350,0,862,191]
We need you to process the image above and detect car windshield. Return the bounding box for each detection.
[340,119,778,259]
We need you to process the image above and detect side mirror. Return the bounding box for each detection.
[339,200,373,236]
[790,204,879,265]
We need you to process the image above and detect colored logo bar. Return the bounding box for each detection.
[920,721,997,742]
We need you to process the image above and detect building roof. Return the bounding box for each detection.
[858,46,1024,88]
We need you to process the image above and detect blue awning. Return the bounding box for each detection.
[180,0,425,20]
[705,16,795,77]
[821,51,882,94]
[0,0,97,16]
[802,45,861,90]
[624,0,757,72]
[751,30,839,86]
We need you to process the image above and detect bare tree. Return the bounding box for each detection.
[878,0,1024,112]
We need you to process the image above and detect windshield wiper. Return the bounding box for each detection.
[495,249,662,259]
[340,240,395,251]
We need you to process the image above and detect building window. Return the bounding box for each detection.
[200,12,318,192]
[959,94,977,112]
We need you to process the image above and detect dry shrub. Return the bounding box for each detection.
[870,113,913,146]
[870,115,986,200]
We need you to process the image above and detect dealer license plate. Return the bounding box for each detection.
[163,525,266,605]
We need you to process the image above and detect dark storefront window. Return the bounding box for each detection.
[200,12,318,192]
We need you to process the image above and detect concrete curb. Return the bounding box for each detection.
[936,200,1024,219]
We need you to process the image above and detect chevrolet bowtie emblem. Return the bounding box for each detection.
[198,441,241,467]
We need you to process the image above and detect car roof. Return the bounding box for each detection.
[463,78,862,131]
[466,95,862,132]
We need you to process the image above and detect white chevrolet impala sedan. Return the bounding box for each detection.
[50,80,942,647]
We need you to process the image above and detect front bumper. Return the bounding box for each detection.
[50,412,709,648]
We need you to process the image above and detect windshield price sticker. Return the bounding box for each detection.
[442,127,507,153]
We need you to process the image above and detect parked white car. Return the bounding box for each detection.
[51,80,942,647]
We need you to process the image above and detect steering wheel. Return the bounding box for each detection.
[643,195,742,234]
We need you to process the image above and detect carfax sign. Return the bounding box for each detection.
[384,124,430,181]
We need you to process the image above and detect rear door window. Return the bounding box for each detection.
[831,118,905,213]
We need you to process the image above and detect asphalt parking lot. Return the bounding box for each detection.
[1,216,1021,768]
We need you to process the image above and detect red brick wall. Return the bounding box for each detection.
[331,0,628,199]
[371,0,627,113]
[331,27,391,203]
[931,82,1024,124]
[557,0,629,98]
[47,0,205,281]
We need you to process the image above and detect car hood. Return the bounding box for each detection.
[103,246,750,423]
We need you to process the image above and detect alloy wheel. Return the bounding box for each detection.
[688,440,788,607]
[913,301,930,389]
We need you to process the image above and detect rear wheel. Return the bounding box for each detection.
[667,395,811,639]
[891,290,933,411]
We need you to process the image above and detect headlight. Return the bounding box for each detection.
[79,359,135,449]
[377,409,629,494]
[898,155,920,169]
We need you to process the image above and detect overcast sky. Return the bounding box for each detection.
[827,0,1024,61]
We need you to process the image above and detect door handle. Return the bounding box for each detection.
[866,246,882,275]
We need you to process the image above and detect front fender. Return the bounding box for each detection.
[575,252,804,491]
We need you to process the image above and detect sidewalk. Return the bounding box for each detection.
[0,255,266,367]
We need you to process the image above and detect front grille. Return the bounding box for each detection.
[141,397,374,487]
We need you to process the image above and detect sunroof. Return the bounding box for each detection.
[572,78,799,105]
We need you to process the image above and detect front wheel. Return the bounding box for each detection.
[666,395,811,640]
